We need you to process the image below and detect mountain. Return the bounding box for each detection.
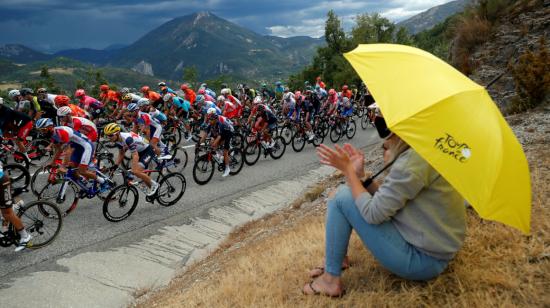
[109,12,324,80]
[0,44,52,63]
[54,48,120,65]
[397,0,471,34]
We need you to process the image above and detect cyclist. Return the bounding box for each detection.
[36,88,59,124]
[341,85,353,100]
[158,82,177,96]
[259,83,274,102]
[197,88,215,102]
[120,88,142,103]
[103,123,159,196]
[274,81,284,100]
[74,89,104,120]
[200,109,233,177]
[50,126,112,190]
[54,95,88,118]
[141,86,163,109]
[133,103,165,157]
[0,98,34,159]
[180,84,196,105]
[323,89,339,116]
[315,76,326,89]
[253,104,277,148]
[0,162,32,252]
[99,84,121,115]
[281,87,295,115]
[57,106,99,143]
[199,83,217,98]
[164,94,192,141]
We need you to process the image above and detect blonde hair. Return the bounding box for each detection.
[383,133,410,164]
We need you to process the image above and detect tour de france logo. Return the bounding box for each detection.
[434,133,472,163]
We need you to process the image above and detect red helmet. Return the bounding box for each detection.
[316,76,321,81]
[328,89,336,96]
[198,88,205,94]
[342,85,348,91]
[180,84,188,90]
[100,84,109,91]
[74,89,85,97]
[140,86,150,93]
[54,95,70,107]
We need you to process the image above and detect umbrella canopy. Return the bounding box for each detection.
[344,44,531,234]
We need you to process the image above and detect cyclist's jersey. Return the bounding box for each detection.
[38,95,58,119]
[222,100,238,119]
[124,93,142,104]
[207,116,234,135]
[0,106,32,130]
[204,88,216,99]
[315,88,327,100]
[149,109,167,122]
[183,89,196,105]
[200,102,221,115]
[68,104,88,118]
[14,99,32,113]
[259,109,277,124]
[160,87,177,96]
[137,111,162,129]
[79,95,104,110]
[203,93,215,102]
[316,81,326,89]
[144,91,162,103]
[172,97,191,112]
[70,117,98,142]
[250,104,273,117]
[116,132,150,153]
[100,90,120,105]
[342,90,353,99]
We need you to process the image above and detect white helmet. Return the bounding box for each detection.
[253,96,263,104]
[283,92,293,102]
[207,107,217,115]
[8,89,20,99]
[120,87,130,94]
[220,88,230,95]
[163,94,173,102]
[137,98,150,107]
[216,95,225,102]
[57,106,72,116]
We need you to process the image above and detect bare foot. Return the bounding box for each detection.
[308,256,351,278]
[303,273,345,297]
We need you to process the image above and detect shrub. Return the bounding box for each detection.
[451,16,491,74]
[508,38,550,113]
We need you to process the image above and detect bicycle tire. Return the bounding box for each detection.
[244,142,261,166]
[157,172,186,206]
[269,136,286,159]
[346,120,357,139]
[361,114,369,130]
[18,200,63,249]
[329,125,341,143]
[192,154,215,185]
[38,180,79,217]
[229,148,244,175]
[291,132,306,152]
[102,184,139,222]
[4,163,30,190]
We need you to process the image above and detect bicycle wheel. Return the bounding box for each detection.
[31,166,56,197]
[102,184,139,222]
[356,106,365,118]
[228,147,244,175]
[17,200,62,249]
[26,138,53,166]
[312,127,325,147]
[164,147,188,173]
[291,132,306,152]
[4,163,30,190]
[244,142,261,166]
[11,151,30,170]
[269,136,286,159]
[157,173,186,206]
[329,125,341,143]
[192,154,215,185]
[361,114,369,130]
[346,120,357,139]
[38,180,79,216]
[279,123,294,145]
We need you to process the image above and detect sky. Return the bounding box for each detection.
[0,0,454,53]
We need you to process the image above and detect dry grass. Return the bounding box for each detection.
[29,68,74,75]
[135,146,549,308]
[0,83,22,90]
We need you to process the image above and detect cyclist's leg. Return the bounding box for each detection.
[0,176,24,231]
[132,149,153,187]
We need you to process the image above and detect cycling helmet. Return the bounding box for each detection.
[283,87,289,93]
[275,81,282,86]
[261,83,267,88]
[52,127,70,143]
[54,95,70,107]
[37,88,47,94]
[140,86,150,93]
[120,87,130,94]
[75,89,85,97]
[342,85,348,90]
[35,118,54,129]
[127,103,139,112]
[100,84,109,91]
[198,88,206,94]
[196,95,205,103]
[137,98,150,107]
[256,104,266,113]
[207,107,217,115]
[217,95,225,102]
[8,89,20,98]
[103,123,121,136]
[122,94,133,101]
[328,89,336,96]
[20,88,34,96]
[158,82,166,87]
[163,94,172,102]
[283,92,292,102]
[253,96,263,104]
[207,112,218,121]
[200,83,207,88]
[57,106,72,116]
[220,88,230,95]
[180,84,188,90]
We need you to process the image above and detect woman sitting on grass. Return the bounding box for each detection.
[304,118,466,297]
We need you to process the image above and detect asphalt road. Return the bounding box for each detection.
[0,125,381,281]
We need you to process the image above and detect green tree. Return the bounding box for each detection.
[351,13,395,45]
[183,66,199,88]
[325,10,347,53]
[395,27,413,45]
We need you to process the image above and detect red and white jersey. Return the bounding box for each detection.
[222,101,239,119]
[137,111,162,129]
[52,126,91,146]
[69,117,98,142]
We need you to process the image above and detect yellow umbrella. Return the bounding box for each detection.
[344,44,531,234]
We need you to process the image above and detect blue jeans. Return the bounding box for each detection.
[325,185,449,281]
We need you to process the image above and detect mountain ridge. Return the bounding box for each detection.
[397,0,471,34]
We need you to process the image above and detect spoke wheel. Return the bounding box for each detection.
[157,173,186,206]
[229,148,244,175]
[346,120,357,139]
[18,201,63,249]
[244,142,261,166]
[269,136,286,159]
[4,163,30,190]
[291,132,306,152]
[102,185,139,222]
[192,155,215,185]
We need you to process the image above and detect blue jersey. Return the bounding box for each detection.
[173,97,191,112]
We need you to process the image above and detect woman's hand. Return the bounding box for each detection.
[316,144,355,176]
[342,143,366,178]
